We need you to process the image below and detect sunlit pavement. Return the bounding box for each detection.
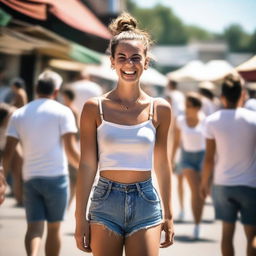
[0,175,246,256]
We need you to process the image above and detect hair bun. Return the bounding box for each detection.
[109,12,137,36]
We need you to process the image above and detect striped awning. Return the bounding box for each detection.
[0,0,111,39]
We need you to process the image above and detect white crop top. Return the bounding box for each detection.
[176,114,206,152]
[97,97,156,172]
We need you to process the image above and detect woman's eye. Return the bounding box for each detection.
[131,57,141,62]
[118,57,126,62]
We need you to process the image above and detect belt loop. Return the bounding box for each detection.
[108,180,112,191]
[136,183,141,193]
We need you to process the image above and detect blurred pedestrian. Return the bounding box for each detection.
[198,81,220,116]
[10,77,28,108]
[0,102,23,206]
[2,70,80,256]
[75,12,174,255]
[166,94,185,222]
[165,81,186,222]
[8,77,28,204]
[173,92,206,239]
[166,79,185,117]
[61,88,79,208]
[67,71,103,116]
[201,74,256,256]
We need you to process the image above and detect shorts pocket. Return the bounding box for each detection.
[140,187,160,204]
[91,184,111,201]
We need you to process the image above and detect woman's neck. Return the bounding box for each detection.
[113,82,143,102]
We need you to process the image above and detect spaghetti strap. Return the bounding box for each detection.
[98,97,104,121]
[149,98,154,120]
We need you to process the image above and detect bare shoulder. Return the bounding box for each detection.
[81,97,99,119]
[154,97,172,119]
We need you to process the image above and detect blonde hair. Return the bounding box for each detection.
[108,12,152,57]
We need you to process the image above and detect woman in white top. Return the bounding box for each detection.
[75,13,174,256]
[173,92,206,239]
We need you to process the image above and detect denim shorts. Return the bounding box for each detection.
[88,177,163,237]
[212,185,256,225]
[175,149,205,174]
[23,175,69,222]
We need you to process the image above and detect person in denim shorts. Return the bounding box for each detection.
[201,74,256,256]
[75,12,174,256]
[2,70,80,256]
[172,92,206,239]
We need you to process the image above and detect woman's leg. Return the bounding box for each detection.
[125,225,162,256]
[177,173,185,220]
[184,168,204,225]
[90,223,124,256]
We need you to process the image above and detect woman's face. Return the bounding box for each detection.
[185,99,200,115]
[110,40,149,84]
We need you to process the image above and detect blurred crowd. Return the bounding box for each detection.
[0,68,256,255]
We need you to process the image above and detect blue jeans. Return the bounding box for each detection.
[89,177,163,237]
[23,175,69,222]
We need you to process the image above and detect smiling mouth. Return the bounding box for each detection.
[122,70,136,75]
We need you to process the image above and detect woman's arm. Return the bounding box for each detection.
[172,117,181,163]
[74,98,99,252]
[153,98,174,248]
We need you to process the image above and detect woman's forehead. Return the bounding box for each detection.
[115,40,145,55]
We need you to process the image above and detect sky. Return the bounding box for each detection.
[131,0,256,34]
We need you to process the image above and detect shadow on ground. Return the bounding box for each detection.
[174,219,215,224]
[174,235,216,243]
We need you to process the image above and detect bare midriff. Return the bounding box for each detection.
[100,170,151,184]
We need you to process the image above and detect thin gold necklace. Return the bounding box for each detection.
[116,96,142,110]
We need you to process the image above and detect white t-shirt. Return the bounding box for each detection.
[7,98,77,181]
[176,114,206,152]
[201,97,216,116]
[245,98,256,111]
[204,108,256,187]
[68,80,103,115]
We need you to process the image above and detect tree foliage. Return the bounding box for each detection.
[126,0,256,53]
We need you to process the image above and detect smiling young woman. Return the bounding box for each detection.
[75,12,174,256]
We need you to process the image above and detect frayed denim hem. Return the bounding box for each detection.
[90,221,123,237]
[125,219,163,238]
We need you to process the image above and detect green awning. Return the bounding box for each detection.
[0,8,12,26]
[0,16,102,64]
[69,43,102,64]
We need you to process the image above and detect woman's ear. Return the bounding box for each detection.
[144,57,150,70]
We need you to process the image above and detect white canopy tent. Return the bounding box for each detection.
[167,60,236,82]
[236,55,256,72]
[236,55,256,81]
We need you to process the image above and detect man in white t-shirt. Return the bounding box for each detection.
[201,74,256,256]
[2,70,80,256]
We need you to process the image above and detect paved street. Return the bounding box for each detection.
[0,175,246,256]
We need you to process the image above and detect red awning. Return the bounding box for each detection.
[0,0,111,39]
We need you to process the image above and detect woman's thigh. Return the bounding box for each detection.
[90,223,124,256]
[125,224,162,256]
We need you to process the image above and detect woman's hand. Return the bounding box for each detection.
[74,218,91,252]
[160,218,174,248]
